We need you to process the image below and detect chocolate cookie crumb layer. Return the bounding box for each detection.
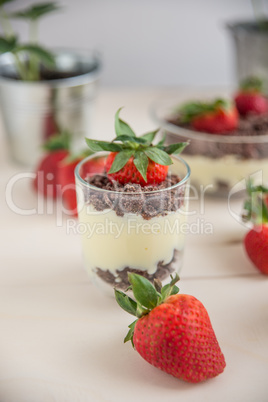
[95,249,180,290]
[84,173,186,219]
[167,114,268,159]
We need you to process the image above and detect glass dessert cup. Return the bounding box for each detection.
[75,152,190,295]
[151,95,268,197]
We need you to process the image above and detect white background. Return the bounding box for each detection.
[3,0,256,87]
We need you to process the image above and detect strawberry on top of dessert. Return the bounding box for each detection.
[85,107,188,186]
[234,76,268,116]
[177,98,238,134]
[77,108,190,291]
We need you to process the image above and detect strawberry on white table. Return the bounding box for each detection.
[242,181,268,275]
[115,273,226,383]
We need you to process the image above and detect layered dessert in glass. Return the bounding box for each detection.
[163,117,268,195]
[75,109,190,294]
[151,79,268,196]
[75,153,190,293]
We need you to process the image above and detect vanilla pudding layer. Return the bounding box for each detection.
[76,155,189,290]
[79,204,187,277]
[183,154,268,190]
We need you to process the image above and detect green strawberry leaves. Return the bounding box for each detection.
[159,275,180,300]
[43,130,71,152]
[128,273,159,310]
[242,179,268,225]
[179,98,232,123]
[115,290,138,316]
[133,152,149,182]
[144,147,173,166]
[114,273,180,346]
[240,76,264,93]
[108,150,134,174]
[115,107,136,138]
[124,320,138,346]
[85,138,122,153]
[85,108,188,181]
[140,129,159,144]
[162,142,188,155]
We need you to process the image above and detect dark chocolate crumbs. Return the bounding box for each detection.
[84,173,185,219]
[166,113,268,159]
[95,249,180,290]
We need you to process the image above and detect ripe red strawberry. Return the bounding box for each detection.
[242,181,268,275]
[244,225,268,274]
[58,152,105,216]
[234,76,268,116]
[115,273,226,383]
[105,152,168,185]
[85,108,188,186]
[179,98,238,134]
[33,131,70,199]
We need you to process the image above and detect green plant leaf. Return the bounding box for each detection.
[113,135,149,146]
[140,129,159,144]
[85,138,122,153]
[15,44,55,68]
[163,142,188,155]
[133,151,149,182]
[0,35,17,53]
[108,150,133,174]
[128,273,158,310]
[124,320,138,346]
[144,147,173,166]
[115,108,136,137]
[9,2,60,20]
[0,0,15,6]
[156,133,166,148]
[114,290,138,317]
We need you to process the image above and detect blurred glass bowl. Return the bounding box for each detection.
[150,94,268,197]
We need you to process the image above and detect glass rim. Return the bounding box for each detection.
[150,97,268,144]
[75,151,191,195]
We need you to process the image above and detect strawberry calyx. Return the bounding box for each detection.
[239,76,265,94]
[43,130,71,152]
[85,108,188,184]
[242,180,268,225]
[115,273,180,346]
[178,98,233,124]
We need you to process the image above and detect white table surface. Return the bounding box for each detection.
[0,88,268,402]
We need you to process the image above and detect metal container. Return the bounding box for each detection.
[227,21,268,92]
[0,48,101,167]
